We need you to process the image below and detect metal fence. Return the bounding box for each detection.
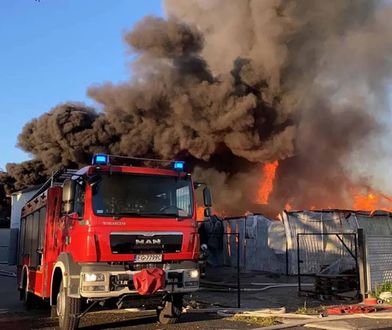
[366,235,392,292]
[202,231,242,308]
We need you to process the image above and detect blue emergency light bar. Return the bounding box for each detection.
[91,153,185,171]
[173,161,185,171]
[92,154,109,165]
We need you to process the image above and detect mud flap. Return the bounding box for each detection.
[161,301,174,317]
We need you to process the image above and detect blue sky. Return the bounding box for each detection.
[0,0,163,170]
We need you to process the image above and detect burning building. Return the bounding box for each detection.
[1,0,392,218]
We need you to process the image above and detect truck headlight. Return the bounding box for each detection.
[189,269,199,279]
[84,273,105,282]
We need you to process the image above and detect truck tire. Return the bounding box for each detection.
[23,287,35,309]
[56,279,80,330]
[21,273,34,309]
[50,305,57,318]
[22,287,35,310]
[157,295,182,324]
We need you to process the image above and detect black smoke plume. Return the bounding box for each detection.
[2,1,392,216]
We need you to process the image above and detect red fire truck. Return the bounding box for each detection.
[16,154,212,329]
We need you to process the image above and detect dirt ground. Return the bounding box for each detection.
[194,265,343,311]
[1,265,392,329]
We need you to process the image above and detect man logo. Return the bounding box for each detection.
[135,238,162,245]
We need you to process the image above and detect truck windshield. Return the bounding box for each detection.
[92,173,193,218]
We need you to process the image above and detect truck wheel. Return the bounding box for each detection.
[21,275,34,309]
[157,295,182,324]
[56,280,80,330]
[50,305,57,318]
[23,288,35,309]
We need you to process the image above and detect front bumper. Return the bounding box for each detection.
[78,261,199,298]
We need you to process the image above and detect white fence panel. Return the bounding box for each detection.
[366,235,392,291]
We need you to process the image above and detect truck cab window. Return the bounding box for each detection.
[92,173,193,218]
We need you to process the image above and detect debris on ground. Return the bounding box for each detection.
[326,305,377,315]
[374,281,392,304]
[379,291,392,303]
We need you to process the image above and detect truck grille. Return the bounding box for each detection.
[110,232,183,254]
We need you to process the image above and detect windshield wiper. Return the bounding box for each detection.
[137,212,181,218]
[112,212,140,219]
[148,212,191,221]
[110,212,186,219]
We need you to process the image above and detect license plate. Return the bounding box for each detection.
[134,254,162,263]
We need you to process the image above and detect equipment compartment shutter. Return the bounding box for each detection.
[25,214,33,264]
[31,211,40,267]
[38,207,46,252]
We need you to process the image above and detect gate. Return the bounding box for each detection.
[297,232,360,298]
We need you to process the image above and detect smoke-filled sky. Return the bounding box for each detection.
[2,0,392,216]
[0,0,163,170]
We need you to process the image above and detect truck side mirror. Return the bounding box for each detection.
[193,182,203,189]
[62,179,76,214]
[203,187,212,207]
[204,207,211,217]
[87,174,102,187]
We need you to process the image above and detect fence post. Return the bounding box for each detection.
[297,233,301,294]
[285,239,289,276]
[236,232,241,308]
[357,228,367,299]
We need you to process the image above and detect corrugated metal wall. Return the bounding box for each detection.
[0,228,10,264]
[282,211,358,274]
[208,211,392,277]
[282,211,392,275]
[216,215,287,274]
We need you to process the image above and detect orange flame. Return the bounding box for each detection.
[353,192,392,212]
[196,206,205,221]
[196,206,227,220]
[257,160,279,204]
[254,159,392,216]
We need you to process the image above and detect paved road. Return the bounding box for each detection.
[0,266,254,329]
[3,300,392,330]
[0,265,22,313]
[2,266,392,330]
[0,308,257,330]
